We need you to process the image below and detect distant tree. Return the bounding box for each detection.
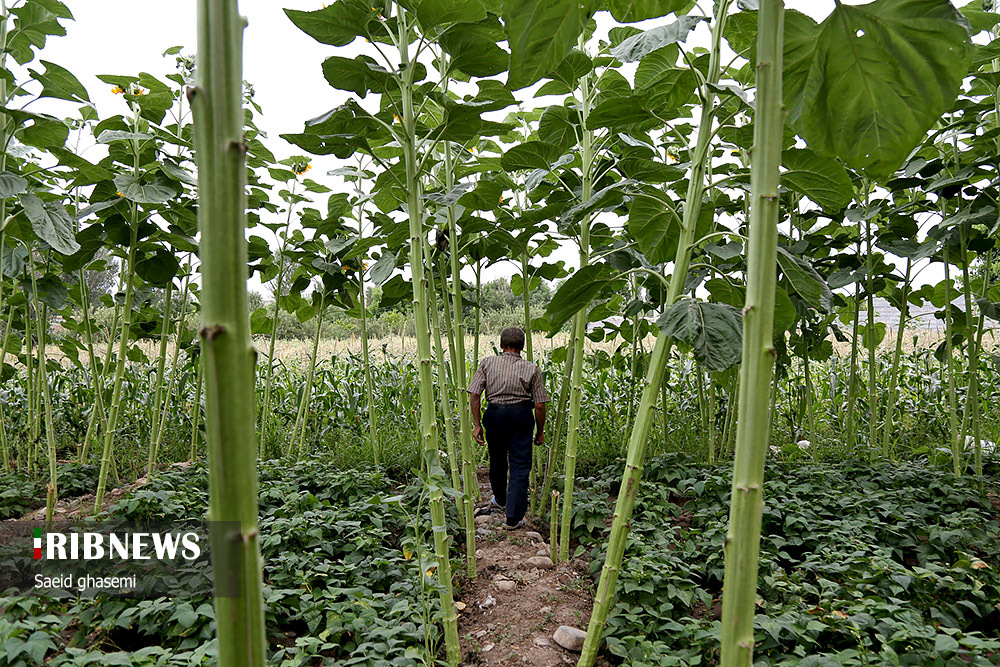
[248,290,264,312]
[83,248,117,310]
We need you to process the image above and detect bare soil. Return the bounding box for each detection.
[456,474,611,667]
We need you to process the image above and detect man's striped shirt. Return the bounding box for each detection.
[467,351,549,405]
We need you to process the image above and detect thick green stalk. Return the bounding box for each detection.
[959,232,982,477]
[881,257,911,457]
[521,250,534,362]
[803,349,815,442]
[970,249,991,476]
[696,362,709,458]
[708,374,717,464]
[396,7,460,662]
[625,276,640,434]
[150,266,193,475]
[290,291,324,458]
[720,2,783,663]
[427,249,462,493]
[865,217,877,454]
[845,283,861,447]
[189,356,204,461]
[559,61,595,562]
[24,303,36,457]
[94,224,137,512]
[473,263,481,369]
[27,252,58,527]
[80,295,119,462]
[549,490,560,564]
[192,1,267,663]
[943,248,960,475]
[358,212,378,464]
[559,309,587,560]
[0,305,12,471]
[260,197,294,454]
[0,231,11,471]
[579,4,735,660]
[147,281,173,472]
[77,266,107,463]
[539,340,573,517]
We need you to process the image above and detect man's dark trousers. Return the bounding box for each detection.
[483,401,534,524]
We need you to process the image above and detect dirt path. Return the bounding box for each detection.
[456,473,610,667]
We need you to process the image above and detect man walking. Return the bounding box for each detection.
[468,327,548,530]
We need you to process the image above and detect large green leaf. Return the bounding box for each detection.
[501,141,562,172]
[784,0,973,178]
[135,249,180,286]
[113,175,176,204]
[29,60,89,102]
[607,0,692,23]
[773,286,796,335]
[281,101,382,159]
[587,96,656,130]
[0,106,68,149]
[378,274,413,309]
[538,106,578,152]
[439,18,509,77]
[611,15,707,62]
[34,275,68,310]
[367,251,396,286]
[321,55,394,97]
[7,1,70,65]
[437,101,486,142]
[1,247,28,277]
[0,172,28,198]
[777,247,832,312]
[18,194,80,255]
[634,48,696,112]
[545,263,618,335]
[656,297,743,371]
[96,130,153,144]
[424,182,474,206]
[781,148,854,211]
[549,50,593,90]
[284,1,374,46]
[503,0,589,90]
[409,0,487,30]
[627,188,679,264]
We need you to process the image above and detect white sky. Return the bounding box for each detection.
[34,0,974,293]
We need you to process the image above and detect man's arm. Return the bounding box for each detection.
[467,360,488,445]
[534,403,546,445]
[471,393,485,445]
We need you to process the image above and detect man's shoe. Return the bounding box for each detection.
[474,496,505,518]
[502,519,526,531]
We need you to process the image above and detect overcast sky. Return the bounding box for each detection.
[35,0,971,292]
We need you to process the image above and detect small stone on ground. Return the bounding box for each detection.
[552,626,587,652]
[525,555,554,569]
[524,531,544,542]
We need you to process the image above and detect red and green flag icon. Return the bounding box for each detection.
[34,527,42,559]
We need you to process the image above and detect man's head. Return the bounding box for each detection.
[500,326,526,352]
